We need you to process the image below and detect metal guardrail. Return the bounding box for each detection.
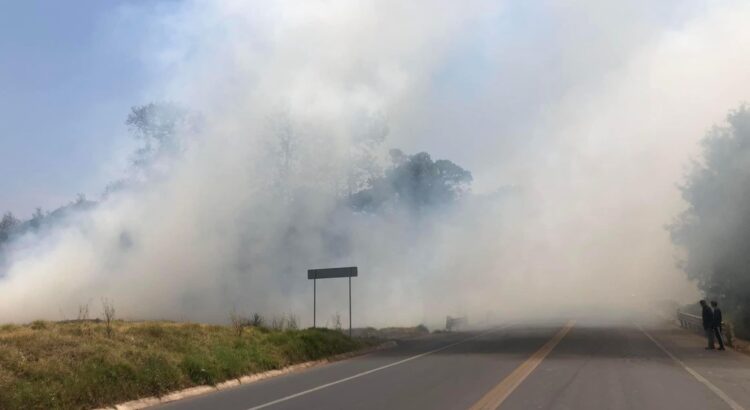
[677,311,734,347]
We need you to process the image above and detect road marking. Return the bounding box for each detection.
[639,326,744,410]
[468,320,575,410]
[246,328,505,410]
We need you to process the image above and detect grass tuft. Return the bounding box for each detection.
[0,320,370,409]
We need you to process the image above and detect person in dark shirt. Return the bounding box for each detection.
[700,300,715,349]
[711,301,726,351]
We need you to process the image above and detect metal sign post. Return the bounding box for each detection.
[313,276,316,328]
[308,266,358,337]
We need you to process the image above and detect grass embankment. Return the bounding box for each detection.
[0,320,370,409]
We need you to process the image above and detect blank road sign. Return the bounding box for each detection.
[307,266,358,279]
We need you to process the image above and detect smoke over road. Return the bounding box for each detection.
[3,0,750,327]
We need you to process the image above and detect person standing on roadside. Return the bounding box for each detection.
[711,301,726,350]
[700,300,715,349]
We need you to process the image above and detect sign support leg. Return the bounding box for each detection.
[349,276,352,337]
[313,277,316,328]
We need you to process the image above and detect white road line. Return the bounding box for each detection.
[246,327,506,410]
[639,326,744,410]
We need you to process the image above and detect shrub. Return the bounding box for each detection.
[30,320,47,330]
[250,313,265,328]
[101,299,116,338]
[287,314,299,330]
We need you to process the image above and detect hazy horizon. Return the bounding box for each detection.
[4,0,750,326]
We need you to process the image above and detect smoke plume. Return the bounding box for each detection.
[3,0,750,327]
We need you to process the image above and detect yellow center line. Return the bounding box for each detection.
[468,320,576,410]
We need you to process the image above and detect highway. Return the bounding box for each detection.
[155,319,750,410]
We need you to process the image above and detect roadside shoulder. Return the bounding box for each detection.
[644,327,750,408]
[101,341,397,410]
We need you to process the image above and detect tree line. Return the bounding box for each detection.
[1,103,472,268]
[671,104,750,336]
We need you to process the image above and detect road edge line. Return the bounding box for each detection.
[638,325,744,410]
[246,327,508,410]
[468,320,575,410]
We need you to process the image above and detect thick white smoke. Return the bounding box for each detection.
[3,0,750,327]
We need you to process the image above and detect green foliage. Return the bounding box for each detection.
[0,320,368,410]
[29,208,45,230]
[30,320,48,330]
[250,313,265,328]
[350,149,472,212]
[126,102,198,168]
[671,105,750,336]
[180,353,218,385]
[0,212,19,243]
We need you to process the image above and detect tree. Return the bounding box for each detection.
[346,113,389,195]
[671,105,750,335]
[126,102,198,169]
[350,149,472,212]
[29,208,44,230]
[0,212,19,243]
[264,110,299,201]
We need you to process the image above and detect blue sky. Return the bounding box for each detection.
[0,1,166,218]
[0,0,706,219]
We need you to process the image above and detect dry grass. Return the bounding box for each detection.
[0,320,368,409]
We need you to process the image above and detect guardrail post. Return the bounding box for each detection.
[724,322,735,348]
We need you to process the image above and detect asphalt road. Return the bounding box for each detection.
[155,320,750,410]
